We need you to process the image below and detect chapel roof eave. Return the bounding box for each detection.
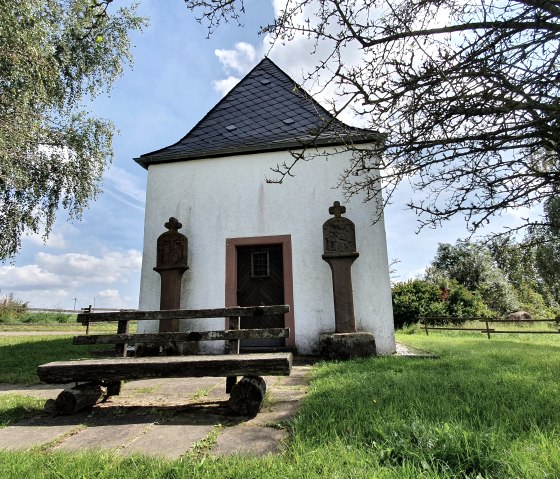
[134,132,386,169]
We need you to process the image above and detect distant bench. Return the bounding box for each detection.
[37,305,292,416]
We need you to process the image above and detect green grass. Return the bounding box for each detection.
[0,311,77,325]
[0,333,558,478]
[0,321,135,333]
[0,394,45,427]
[0,336,99,384]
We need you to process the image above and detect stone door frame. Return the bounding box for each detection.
[225,234,295,349]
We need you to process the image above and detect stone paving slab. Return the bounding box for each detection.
[54,423,150,452]
[0,413,88,451]
[121,422,215,459]
[211,425,288,456]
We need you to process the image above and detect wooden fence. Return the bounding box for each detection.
[419,317,560,338]
[27,306,137,314]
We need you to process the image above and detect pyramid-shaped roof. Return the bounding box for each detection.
[135,58,383,169]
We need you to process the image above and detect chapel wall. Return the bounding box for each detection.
[138,147,395,354]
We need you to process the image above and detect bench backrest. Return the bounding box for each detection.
[75,305,290,357]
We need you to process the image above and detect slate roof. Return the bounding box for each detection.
[135,57,383,169]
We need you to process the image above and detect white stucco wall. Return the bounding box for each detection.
[138,147,395,354]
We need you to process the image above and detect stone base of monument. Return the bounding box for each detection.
[319,332,376,360]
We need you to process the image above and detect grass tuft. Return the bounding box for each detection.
[0,394,45,428]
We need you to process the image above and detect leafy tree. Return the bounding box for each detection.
[523,197,560,304]
[427,241,520,315]
[0,0,146,259]
[392,279,445,328]
[185,0,560,237]
[392,278,489,328]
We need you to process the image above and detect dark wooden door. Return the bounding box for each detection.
[237,245,284,347]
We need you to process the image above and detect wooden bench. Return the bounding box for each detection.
[37,305,293,416]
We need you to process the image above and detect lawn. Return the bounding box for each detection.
[0,331,558,478]
[0,335,99,384]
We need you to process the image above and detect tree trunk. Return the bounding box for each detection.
[227,376,266,416]
[46,383,104,415]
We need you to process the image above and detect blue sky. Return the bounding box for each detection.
[1,0,530,309]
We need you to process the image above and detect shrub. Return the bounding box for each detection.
[392,279,491,329]
[0,294,28,323]
[392,280,446,329]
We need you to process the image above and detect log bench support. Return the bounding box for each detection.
[37,305,292,416]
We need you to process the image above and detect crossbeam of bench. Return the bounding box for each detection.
[37,353,293,384]
[73,328,289,345]
[77,305,289,324]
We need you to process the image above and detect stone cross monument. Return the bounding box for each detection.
[153,217,189,333]
[320,201,376,359]
[322,201,359,333]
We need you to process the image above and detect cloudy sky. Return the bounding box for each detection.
[2,0,528,309]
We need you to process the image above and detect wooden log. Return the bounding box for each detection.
[37,352,293,384]
[45,383,103,415]
[77,305,289,324]
[228,376,267,416]
[73,328,290,345]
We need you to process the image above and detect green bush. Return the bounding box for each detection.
[19,312,75,324]
[392,280,445,329]
[0,294,28,323]
[446,283,490,318]
[392,279,490,329]
[0,295,75,324]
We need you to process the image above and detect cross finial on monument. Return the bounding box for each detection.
[164,217,182,232]
[329,201,346,218]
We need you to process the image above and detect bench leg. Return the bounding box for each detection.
[44,383,103,415]
[106,381,122,396]
[227,376,267,416]
[226,376,237,394]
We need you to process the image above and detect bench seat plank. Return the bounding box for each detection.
[37,352,293,384]
[73,328,289,345]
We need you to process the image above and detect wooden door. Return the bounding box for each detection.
[236,245,285,347]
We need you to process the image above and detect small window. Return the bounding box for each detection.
[251,251,270,278]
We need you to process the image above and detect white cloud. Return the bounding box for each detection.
[35,250,141,282]
[104,165,146,206]
[25,230,66,249]
[98,289,120,299]
[215,42,257,74]
[0,250,142,308]
[212,76,241,96]
[0,264,64,290]
[212,42,261,96]
[95,288,131,308]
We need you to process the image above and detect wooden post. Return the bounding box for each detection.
[226,316,240,393]
[424,319,429,336]
[83,305,92,335]
[485,320,491,339]
[115,320,129,357]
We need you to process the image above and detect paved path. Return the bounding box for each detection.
[0,365,311,458]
